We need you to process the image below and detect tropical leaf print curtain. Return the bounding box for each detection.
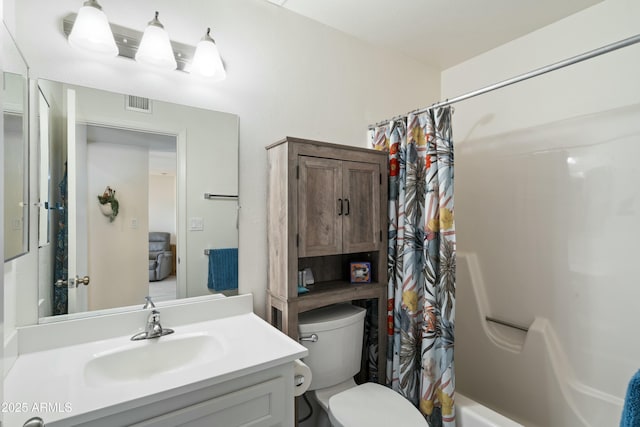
[53,163,68,315]
[370,107,456,426]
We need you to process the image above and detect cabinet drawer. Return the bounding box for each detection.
[132,377,285,427]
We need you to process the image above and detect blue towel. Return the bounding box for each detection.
[621,370,640,427]
[207,248,238,291]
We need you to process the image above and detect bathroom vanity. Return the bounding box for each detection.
[4,294,307,426]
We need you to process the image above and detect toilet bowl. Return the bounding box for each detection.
[298,303,428,427]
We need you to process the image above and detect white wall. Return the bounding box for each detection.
[0,1,4,413]
[442,0,640,425]
[9,0,440,321]
[149,174,176,243]
[87,141,149,311]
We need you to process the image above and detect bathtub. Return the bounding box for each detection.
[457,394,523,427]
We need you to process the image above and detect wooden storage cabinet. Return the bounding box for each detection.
[298,157,381,257]
[266,137,388,383]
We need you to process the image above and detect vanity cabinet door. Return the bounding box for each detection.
[298,156,343,257]
[131,377,285,427]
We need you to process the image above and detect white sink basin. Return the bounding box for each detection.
[84,332,225,386]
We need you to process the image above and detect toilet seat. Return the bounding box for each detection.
[328,382,428,427]
[314,379,357,410]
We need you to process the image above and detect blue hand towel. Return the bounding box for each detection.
[621,370,640,427]
[207,248,238,291]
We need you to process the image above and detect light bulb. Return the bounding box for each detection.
[191,28,226,80]
[135,11,177,71]
[68,0,118,56]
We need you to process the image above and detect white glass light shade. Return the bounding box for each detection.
[68,3,118,56]
[191,37,226,80]
[135,21,177,70]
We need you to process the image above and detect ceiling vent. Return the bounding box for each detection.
[125,95,152,113]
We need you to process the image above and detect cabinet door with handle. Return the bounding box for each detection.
[298,156,343,257]
[342,161,381,253]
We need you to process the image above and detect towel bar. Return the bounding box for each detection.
[204,193,238,200]
[485,316,529,332]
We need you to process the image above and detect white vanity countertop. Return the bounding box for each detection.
[4,308,307,426]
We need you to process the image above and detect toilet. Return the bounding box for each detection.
[298,303,428,427]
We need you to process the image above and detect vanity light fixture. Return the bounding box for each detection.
[63,8,227,79]
[68,0,118,56]
[191,28,226,80]
[135,11,177,71]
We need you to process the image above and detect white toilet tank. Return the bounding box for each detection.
[298,303,367,391]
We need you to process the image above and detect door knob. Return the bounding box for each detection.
[75,275,90,286]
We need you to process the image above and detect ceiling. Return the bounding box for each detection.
[267,0,602,69]
[86,125,177,175]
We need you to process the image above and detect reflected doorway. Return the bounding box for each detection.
[59,124,178,313]
[148,151,178,302]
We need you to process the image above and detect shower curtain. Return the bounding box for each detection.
[53,163,68,315]
[370,107,456,426]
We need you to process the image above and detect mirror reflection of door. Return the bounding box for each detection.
[58,88,178,314]
[86,125,177,312]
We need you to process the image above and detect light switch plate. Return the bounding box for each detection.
[189,217,204,231]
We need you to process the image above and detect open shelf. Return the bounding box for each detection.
[294,280,385,312]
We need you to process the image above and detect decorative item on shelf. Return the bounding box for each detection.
[297,270,310,295]
[97,186,119,222]
[350,262,371,284]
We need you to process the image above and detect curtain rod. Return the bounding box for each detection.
[368,33,640,130]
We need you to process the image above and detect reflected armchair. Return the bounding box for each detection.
[149,232,173,281]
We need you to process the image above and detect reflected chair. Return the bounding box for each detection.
[149,232,173,281]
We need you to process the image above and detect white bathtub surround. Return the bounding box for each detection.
[5,294,308,426]
[457,253,626,426]
[443,1,640,423]
[456,394,523,427]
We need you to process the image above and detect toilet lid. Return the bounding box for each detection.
[328,383,428,427]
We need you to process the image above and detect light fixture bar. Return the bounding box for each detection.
[62,13,195,72]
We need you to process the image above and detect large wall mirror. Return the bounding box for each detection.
[3,23,29,262]
[37,79,239,322]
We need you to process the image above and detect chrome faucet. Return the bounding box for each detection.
[131,309,174,341]
[142,296,156,309]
